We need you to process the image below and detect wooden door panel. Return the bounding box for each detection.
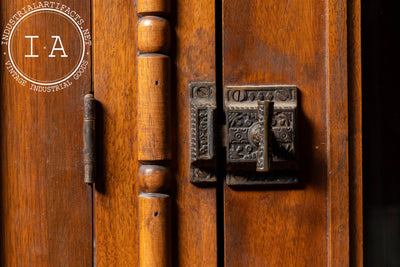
[0,1,92,265]
[92,0,217,266]
[222,0,359,265]
[92,0,139,266]
[174,0,217,265]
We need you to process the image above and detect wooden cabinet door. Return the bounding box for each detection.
[94,0,362,266]
[1,0,361,266]
[222,0,362,266]
[0,1,93,266]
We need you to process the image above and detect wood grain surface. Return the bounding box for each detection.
[348,0,363,266]
[138,54,171,161]
[93,0,218,265]
[92,0,139,265]
[0,0,92,265]
[137,1,173,265]
[0,0,362,266]
[139,164,171,193]
[137,0,171,15]
[139,193,171,267]
[138,16,171,54]
[173,0,218,265]
[222,0,352,265]
[326,1,350,265]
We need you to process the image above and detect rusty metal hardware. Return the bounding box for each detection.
[189,82,217,185]
[190,83,298,186]
[83,94,96,184]
[224,85,298,186]
[255,101,273,172]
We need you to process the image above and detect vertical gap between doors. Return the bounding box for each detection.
[89,0,95,266]
[215,0,225,266]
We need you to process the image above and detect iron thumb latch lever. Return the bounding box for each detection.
[254,101,273,172]
[189,83,298,187]
[83,94,96,184]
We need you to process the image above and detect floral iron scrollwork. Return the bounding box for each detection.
[225,85,298,186]
[189,84,298,187]
[189,82,217,185]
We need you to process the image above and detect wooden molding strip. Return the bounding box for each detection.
[348,0,363,265]
[137,0,172,266]
[326,0,350,265]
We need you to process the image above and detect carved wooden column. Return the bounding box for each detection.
[137,0,172,266]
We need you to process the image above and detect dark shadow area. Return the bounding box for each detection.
[362,0,400,266]
[168,0,179,265]
[94,100,106,194]
[215,0,224,264]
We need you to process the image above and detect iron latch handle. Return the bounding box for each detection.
[256,101,273,172]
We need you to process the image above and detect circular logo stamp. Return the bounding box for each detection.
[1,2,91,92]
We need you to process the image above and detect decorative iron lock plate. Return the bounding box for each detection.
[189,82,217,184]
[190,83,298,187]
[224,85,298,186]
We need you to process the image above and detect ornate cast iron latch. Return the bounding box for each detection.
[190,83,298,187]
[189,82,217,184]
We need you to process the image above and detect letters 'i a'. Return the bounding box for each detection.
[24,35,68,58]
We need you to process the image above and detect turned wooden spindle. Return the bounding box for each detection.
[138,16,171,53]
[139,193,171,266]
[137,0,171,15]
[137,54,171,161]
[137,0,172,266]
[139,165,171,193]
